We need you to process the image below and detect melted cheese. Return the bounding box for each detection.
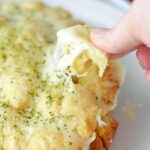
[52,25,108,77]
[0,2,125,150]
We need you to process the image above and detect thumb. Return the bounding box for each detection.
[90,15,141,55]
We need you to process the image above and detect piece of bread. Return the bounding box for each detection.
[53,25,109,77]
[53,25,125,150]
[54,25,125,115]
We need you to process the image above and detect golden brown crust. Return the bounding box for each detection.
[90,114,118,150]
[101,115,118,150]
[90,135,104,150]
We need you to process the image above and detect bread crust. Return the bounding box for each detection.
[90,114,118,150]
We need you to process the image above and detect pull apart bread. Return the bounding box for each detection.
[50,25,125,150]
[0,3,125,150]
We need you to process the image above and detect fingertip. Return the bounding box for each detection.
[136,46,150,70]
[90,28,110,51]
[145,70,150,84]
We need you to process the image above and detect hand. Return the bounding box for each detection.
[90,0,150,83]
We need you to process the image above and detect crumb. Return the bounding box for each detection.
[122,101,143,120]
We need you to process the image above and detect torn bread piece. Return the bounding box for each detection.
[51,25,125,115]
[52,25,108,77]
[50,24,125,149]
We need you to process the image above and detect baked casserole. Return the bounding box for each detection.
[0,2,125,150]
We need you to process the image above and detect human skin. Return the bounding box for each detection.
[90,0,150,83]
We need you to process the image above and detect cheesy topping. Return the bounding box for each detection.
[52,25,108,77]
[0,2,124,150]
